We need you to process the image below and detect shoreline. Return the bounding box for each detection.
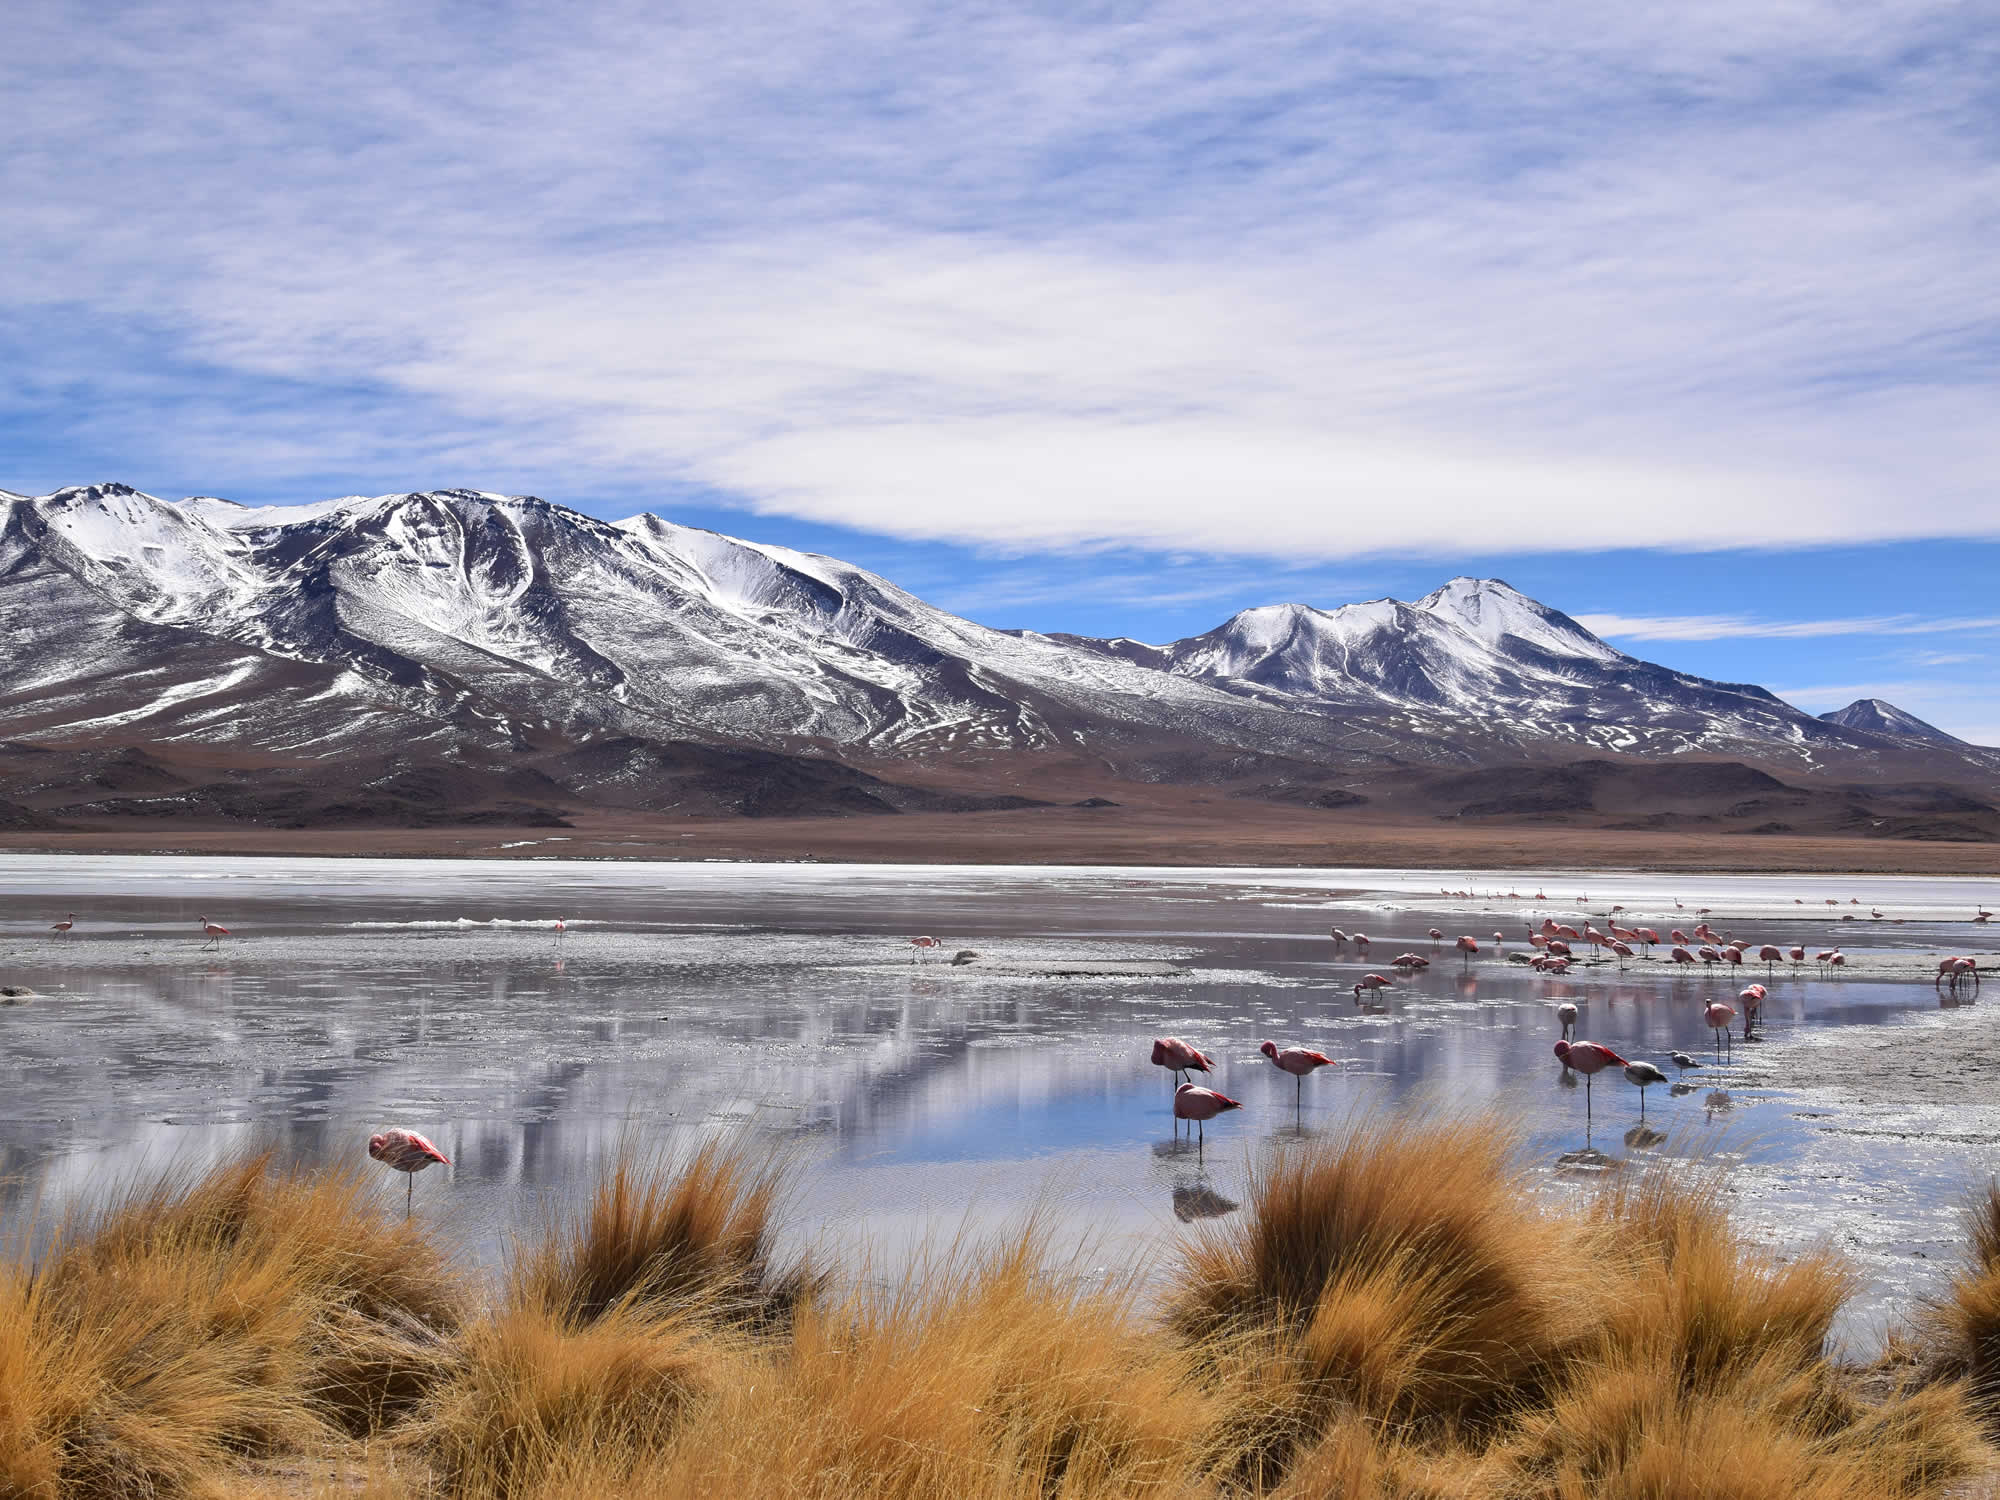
[4,805,2000,876]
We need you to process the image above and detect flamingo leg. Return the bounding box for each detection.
[406,1174,413,1219]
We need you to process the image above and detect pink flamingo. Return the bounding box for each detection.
[1428,927,1444,941]
[1758,944,1783,974]
[1260,1040,1335,1107]
[1608,939,1634,967]
[554,917,567,942]
[1671,929,1690,945]
[1937,958,1979,990]
[1546,939,1572,958]
[1352,973,1393,999]
[50,912,75,937]
[1788,944,1805,968]
[1456,935,1480,965]
[1669,945,1695,967]
[1174,1082,1241,1143]
[1329,928,1349,947]
[1151,1037,1215,1087]
[1352,933,1371,953]
[1739,984,1767,1036]
[1704,999,1736,1055]
[368,1128,450,1217]
[1829,950,1846,969]
[908,935,941,963]
[197,915,230,950]
[1555,1001,1577,1038]
[1552,1038,1626,1118]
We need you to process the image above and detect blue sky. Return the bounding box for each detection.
[6,1,1999,739]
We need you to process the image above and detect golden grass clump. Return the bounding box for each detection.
[1168,1113,1597,1453]
[0,1152,462,1500]
[1919,1180,2000,1428]
[509,1139,813,1329]
[1483,1170,1987,1499]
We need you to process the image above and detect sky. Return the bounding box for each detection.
[5,1,1998,740]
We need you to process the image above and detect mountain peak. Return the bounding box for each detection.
[1415,577,1623,663]
[1817,698,1965,745]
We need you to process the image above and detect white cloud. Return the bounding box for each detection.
[5,1,2000,558]
[1578,613,2000,642]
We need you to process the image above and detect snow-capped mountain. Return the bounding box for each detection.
[1818,698,1965,746]
[1147,578,1874,762]
[2,484,1994,798]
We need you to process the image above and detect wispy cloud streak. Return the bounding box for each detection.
[4,1,2000,560]
[1578,613,2000,642]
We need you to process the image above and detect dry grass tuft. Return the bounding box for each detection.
[1920,1180,2000,1431]
[1168,1113,1596,1464]
[0,1152,461,1499]
[509,1139,814,1330]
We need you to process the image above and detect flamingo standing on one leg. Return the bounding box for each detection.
[553,917,567,943]
[1758,944,1782,976]
[908,936,941,963]
[1623,1059,1669,1118]
[368,1128,450,1218]
[1553,1039,1626,1121]
[197,915,230,950]
[1456,935,1480,966]
[1173,1082,1241,1145]
[1670,1050,1700,1077]
[50,912,75,937]
[1260,1039,1335,1110]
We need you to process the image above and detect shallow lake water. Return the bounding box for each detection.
[2,855,1996,1342]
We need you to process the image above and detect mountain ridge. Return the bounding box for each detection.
[3,485,1994,833]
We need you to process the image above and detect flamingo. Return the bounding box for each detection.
[1670,1050,1700,1076]
[1829,950,1846,969]
[909,935,941,963]
[1556,1001,1577,1038]
[554,917,567,943]
[1739,984,1767,1036]
[1552,1039,1625,1118]
[1624,1060,1669,1118]
[1669,945,1695,967]
[1353,973,1393,998]
[1260,1040,1335,1107]
[1671,929,1690,945]
[1329,928,1349,947]
[1352,933,1371,953]
[1546,939,1572,958]
[368,1128,450,1217]
[50,912,75,937]
[1428,927,1444,941]
[1704,999,1736,1055]
[1151,1037,1215,1087]
[1789,944,1805,968]
[1173,1082,1241,1143]
[1608,939,1634,967]
[1456,935,1480,965]
[197,915,230,949]
[1758,944,1783,975]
